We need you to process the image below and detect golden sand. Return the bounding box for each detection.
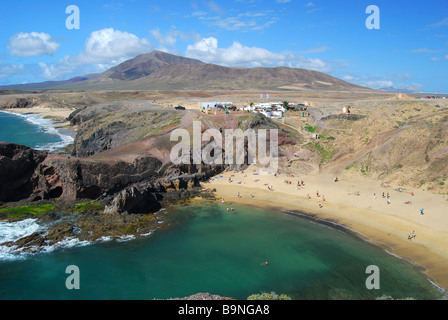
[203,165,448,291]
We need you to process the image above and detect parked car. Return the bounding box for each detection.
[175,105,186,110]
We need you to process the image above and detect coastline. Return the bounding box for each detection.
[202,166,448,293]
[1,107,76,152]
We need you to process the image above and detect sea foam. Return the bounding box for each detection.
[1,111,74,152]
[0,219,42,261]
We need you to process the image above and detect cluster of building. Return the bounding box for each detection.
[242,103,285,119]
[200,101,309,119]
[416,95,447,100]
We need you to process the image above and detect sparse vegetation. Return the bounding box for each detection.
[74,202,104,212]
[304,123,317,133]
[376,295,415,300]
[312,142,333,164]
[247,292,291,300]
[0,204,55,215]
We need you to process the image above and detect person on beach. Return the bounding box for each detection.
[387,198,391,205]
[420,208,424,215]
[318,201,323,208]
[222,198,225,204]
[373,193,376,200]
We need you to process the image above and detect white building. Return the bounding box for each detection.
[249,102,284,119]
[201,102,233,109]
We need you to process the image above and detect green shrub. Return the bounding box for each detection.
[247,292,291,300]
[0,204,55,215]
[74,202,104,212]
[304,123,317,133]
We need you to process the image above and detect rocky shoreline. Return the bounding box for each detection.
[0,137,221,255]
[0,191,216,255]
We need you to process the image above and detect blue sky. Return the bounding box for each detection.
[0,0,447,92]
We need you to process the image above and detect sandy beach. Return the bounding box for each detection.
[2,106,77,136]
[202,165,448,292]
[3,106,74,121]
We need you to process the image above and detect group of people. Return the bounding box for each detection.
[408,230,416,240]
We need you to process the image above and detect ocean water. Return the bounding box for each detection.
[0,203,443,300]
[0,111,73,152]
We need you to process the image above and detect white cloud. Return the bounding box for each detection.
[8,32,60,57]
[362,79,394,89]
[83,28,151,63]
[38,28,151,80]
[204,1,224,15]
[411,48,442,53]
[426,17,448,29]
[340,73,396,89]
[199,12,278,32]
[430,57,441,62]
[276,0,291,3]
[152,29,178,49]
[185,37,332,72]
[299,46,331,54]
[151,28,200,54]
[305,2,315,7]
[0,63,25,79]
[386,73,413,80]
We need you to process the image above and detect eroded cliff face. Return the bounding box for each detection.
[0,142,49,203]
[0,142,224,214]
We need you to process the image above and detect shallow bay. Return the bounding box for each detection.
[0,203,443,300]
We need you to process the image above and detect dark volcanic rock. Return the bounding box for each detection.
[0,142,48,202]
[41,156,164,201]
[0,141,225,215]
[3,232,46,250]
[45,223,75,244]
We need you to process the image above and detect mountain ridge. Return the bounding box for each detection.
[0,50,375,92]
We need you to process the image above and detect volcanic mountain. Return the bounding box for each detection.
[1,50,374,92]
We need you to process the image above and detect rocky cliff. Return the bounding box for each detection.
[0,142,48,203]
[0,142,224,214]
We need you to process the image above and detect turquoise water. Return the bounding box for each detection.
[0,203,443,300]
[0,111,72,151]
